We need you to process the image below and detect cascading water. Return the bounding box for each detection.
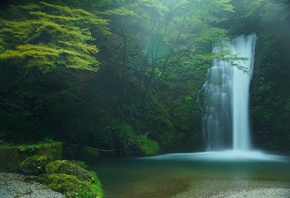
[203,34,257,151]
[232,35,257,150]
[138,34,288,162]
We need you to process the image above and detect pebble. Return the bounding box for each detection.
[213,188,290,198]
[0,172,65,198]
[173,177,290,198]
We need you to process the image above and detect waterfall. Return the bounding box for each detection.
[203,34,257,151]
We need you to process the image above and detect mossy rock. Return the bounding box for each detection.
[37,173,102,198]
[70,160,89,169]
[19,155,53,175]
[0,142,63,172]
[46,160,94,182]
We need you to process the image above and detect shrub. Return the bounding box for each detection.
[135,135,160,156]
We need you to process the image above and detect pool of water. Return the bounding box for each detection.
[87,151,290,198]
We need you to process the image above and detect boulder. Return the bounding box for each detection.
[19,155,53,175]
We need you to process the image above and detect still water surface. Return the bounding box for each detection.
[87,151,290,198]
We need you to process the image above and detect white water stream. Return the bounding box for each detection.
[232,35,257,150]
[203,34,257,151]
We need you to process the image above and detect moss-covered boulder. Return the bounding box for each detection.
[37,173,103,198]
[46,160,94,182]
[19,155,53,175]
[32,159,104,197]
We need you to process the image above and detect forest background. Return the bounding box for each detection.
[0,0,289,156]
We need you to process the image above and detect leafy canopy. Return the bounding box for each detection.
[0,2,109,72]
[102,0,234,98]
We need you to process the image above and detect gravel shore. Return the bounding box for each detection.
[173,177,290,198]
[0,172,64,198]
[214,188,290,198]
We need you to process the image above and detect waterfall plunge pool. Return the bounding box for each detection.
[87,151,290,198]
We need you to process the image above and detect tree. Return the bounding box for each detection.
[103,0,233,100]
[0,1,110,143]
[95,0,235,151]
[0,0,243,153]
[0,2,109,72]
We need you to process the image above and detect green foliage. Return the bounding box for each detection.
[97,122,136,156]
[135,135,160,156]
[37,160,103,198]
[285,99,290,112]
[0,0,263,154]
[116,123,136,149]
[87,171,104,198]
[17,145,40,153]
[102,0,233,96]
[19,155,53,175]
[70,160,89,169]
[234,0,290,151]
[40,174,85,196]
[0,142,63,172]
[0,143,14,147]
[78,145,100,158]
[84,0,235,153]
[37,173,102,198]
[39,138,55,144]
[94,125,115,148]
[46,160,94,182]
[0,2,109,72]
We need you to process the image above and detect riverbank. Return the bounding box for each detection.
[1,172,290,198]
[0,172,64,198]
[214,188,290,198]
[173,177,290,198]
